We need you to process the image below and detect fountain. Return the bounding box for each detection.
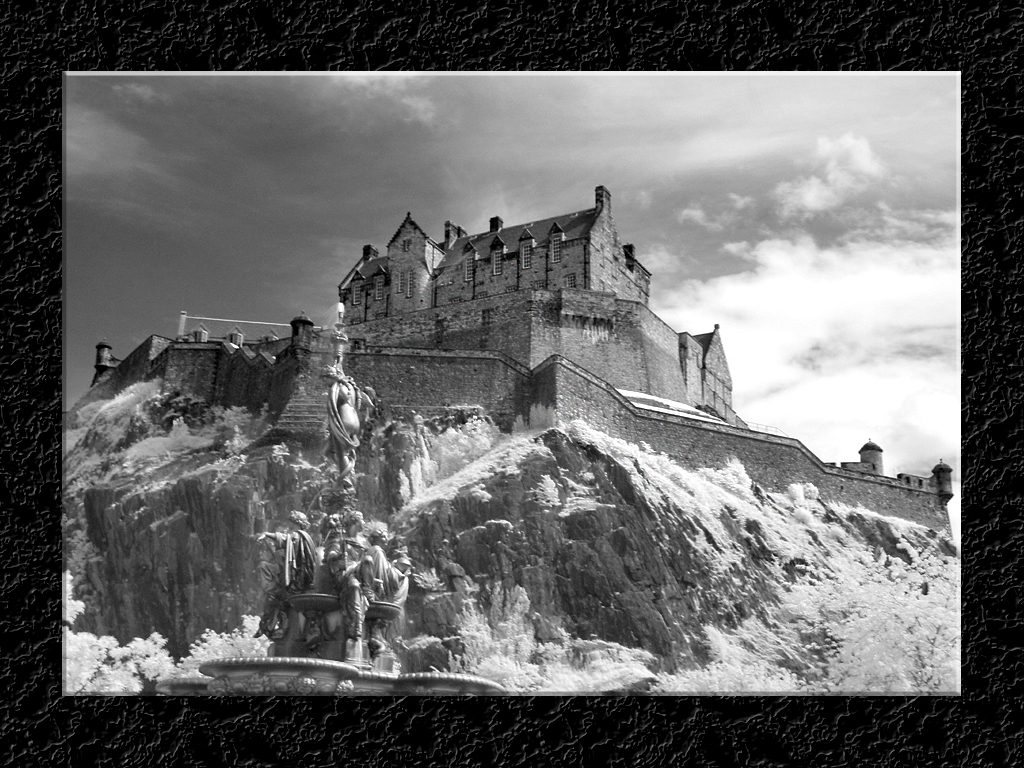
[156,304,505,696]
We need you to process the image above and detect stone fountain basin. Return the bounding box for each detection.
[183,657,507,696]
[364,600,402,622]
[288,592,342,613]
[199,657,361,695]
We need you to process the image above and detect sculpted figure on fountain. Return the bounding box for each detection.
[254,511,319,640]
[322,302,375,508]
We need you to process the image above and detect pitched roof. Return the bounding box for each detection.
[385,212,431,249]
[435,207,599,272]
[339,256,391,291]
[691,331,715,355]
[179,317,291,342]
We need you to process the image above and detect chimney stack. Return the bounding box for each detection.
[595,185,611,212]
[489,216,503,233]
[444,221,466,250]
[362,244,379,261]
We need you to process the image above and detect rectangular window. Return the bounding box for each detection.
[493,255,503,276]
[397,270,406,295]
[448,273,454,285]
[353,288,362,305]
[564,273,576,289]
[375,275,384,300]
[407,270,413,297]
[552,239,562,263]
[482,308,493,327]
[401,238,411,252]
[464,259,472,281]
[505,286,516,293]
[521,243,533,270]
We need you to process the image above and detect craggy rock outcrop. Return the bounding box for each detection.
[65,411,952,670]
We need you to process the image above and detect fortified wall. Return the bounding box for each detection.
[74,317,952,530]
[343,288,741,426]
[73,185,951,529]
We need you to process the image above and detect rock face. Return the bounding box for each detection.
[64,404,953,671]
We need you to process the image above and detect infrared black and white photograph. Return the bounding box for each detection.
[63,72,960,696]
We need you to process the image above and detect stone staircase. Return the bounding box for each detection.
[260,391,327,447]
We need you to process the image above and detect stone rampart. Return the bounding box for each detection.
[76,336,173,410]
[531,355,948,529]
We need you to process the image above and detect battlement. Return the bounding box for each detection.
[72,184,952,526]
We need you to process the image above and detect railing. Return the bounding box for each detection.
[745,421,789,437]
[178,312,322,337]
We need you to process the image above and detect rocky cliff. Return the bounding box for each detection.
[63,381,958,691]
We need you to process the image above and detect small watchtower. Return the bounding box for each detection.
[92,340,116,385]
[858,440,884,476]
[932,459,953,504]
[290,312,315,352]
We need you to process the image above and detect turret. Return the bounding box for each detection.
[92,340,115,385]
[858,439,884,476]
[932,459,953,504]
[290,312,315,352]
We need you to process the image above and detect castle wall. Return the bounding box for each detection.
[345,290,694,407]
[212,348,275,412]
[343,347,532,430]
[159,344,221,402]
[74,336,173,410]
[587,201,648,303]
[532,356,948,528]
[387,221,435,315]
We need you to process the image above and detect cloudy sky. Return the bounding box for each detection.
[64,73,960,534]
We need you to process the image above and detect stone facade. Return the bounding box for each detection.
[73,186,951,526]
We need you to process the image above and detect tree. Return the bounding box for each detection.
[62,572,175,695]
[784,541,960,693]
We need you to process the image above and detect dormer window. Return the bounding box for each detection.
[493,256,503,276]
[193,325,209,343]
[228,328,244,345]
[521,242,533,270]
[375,275,385,300]
[551,233,563,263]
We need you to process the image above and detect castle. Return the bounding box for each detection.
[76,186,953,528]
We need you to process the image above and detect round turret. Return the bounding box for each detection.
[95,340,113,369]
[932,459,953,503]
[858,439,884,476]
[290,312,315,351]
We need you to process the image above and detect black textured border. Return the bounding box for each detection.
[2,2,1013,765]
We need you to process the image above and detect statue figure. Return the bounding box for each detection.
[321,302,376,508]
[254,511,320,640]
[320,510,370,648]
[358,522,412,659]
[323,366,374,500]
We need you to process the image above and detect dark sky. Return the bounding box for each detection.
[64,73,960,533]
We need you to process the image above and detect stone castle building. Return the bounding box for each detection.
[75,186,953,528]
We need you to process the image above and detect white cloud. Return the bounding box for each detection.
[774,133,886,218]
[66,108,151,177]
[728,193,753,210]
[113,83,164,103]
[324,74,437,124]
[677,206,723,231]
[657,214,959,489]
